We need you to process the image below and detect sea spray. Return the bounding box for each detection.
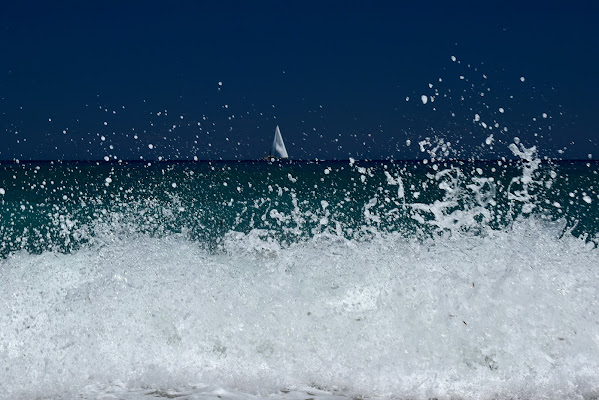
[1,153,597,255]
[507,138,542,215]
[0,153,598,399]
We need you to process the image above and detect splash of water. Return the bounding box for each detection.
[1,218,598,399]
[1,142,598,399]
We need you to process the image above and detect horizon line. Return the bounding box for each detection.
[0,158,596,163]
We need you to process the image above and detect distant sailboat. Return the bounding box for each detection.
[267,125,288,160]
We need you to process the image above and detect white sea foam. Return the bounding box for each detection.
[1,218,598,399]
[1,139,598,398]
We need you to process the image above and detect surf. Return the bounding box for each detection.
[1,140,599,399]
[1,218,598,399]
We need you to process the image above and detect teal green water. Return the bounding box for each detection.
[1,159,597,256]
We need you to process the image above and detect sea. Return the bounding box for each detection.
[1,144,598,399]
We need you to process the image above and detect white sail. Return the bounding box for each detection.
[269,125,288,159]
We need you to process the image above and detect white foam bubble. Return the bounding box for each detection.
[2,220,598,399]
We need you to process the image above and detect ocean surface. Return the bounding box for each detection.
[1,146,599,399]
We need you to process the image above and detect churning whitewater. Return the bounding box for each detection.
[1,143,599,399]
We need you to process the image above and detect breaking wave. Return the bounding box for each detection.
[1,143,599,399]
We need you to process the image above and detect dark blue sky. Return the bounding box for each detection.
[1,1,598,160]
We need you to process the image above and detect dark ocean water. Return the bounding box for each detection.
[1,153,599,399]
